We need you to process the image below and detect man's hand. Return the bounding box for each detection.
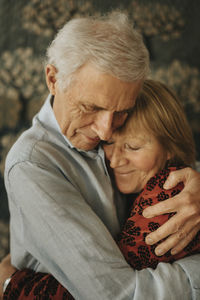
[0,254,16,299]
[143,167,200,256]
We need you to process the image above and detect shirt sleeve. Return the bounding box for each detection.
[7,162,200,300]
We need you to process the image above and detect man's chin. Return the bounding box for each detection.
[71,140,100,151]
[70,133,100,151]
[82,142,100,151]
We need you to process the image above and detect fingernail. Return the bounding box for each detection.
[163,182,169,189]
[155,248,164,256]
[143,210,150,218]
[146,237,154,245]
[171,249,178,255]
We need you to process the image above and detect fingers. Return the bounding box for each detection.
[143,168,200,219]
[143,188,199,219]
[163,167,192,189]
[170,226,200,255]
[154,224,200,256]
[145,215,200,256]
[145,214,182,246]
[143,167,200,256]
[143,195,180,218]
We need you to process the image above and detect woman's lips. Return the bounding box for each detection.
[114,170,135,175]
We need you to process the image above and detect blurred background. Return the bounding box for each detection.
[0,0,200,259]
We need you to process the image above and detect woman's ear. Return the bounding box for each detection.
[166,151,173,166]
[167,151,172,161]
[45,64,57,95]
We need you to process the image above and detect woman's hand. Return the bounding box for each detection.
[143,167,200,256]
[0,254,16,299]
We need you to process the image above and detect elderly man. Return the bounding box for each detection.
[1,12,200,299]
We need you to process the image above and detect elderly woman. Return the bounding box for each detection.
[103,80,199,270]
[3,80,200,299]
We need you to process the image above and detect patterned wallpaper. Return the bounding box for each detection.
[0,0,199,259]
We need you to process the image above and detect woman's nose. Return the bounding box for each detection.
[109,147,128,168]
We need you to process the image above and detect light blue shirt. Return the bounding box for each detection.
[5,95,200,299]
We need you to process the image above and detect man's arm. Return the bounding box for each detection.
[6,163,200,299]
[1,255,200,299]
[7,161,135,299]
[143,167,200,256]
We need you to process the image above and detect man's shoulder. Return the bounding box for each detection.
[5,123,47,171]
[5,120,84,176]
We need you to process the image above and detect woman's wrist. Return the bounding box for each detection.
[2,277,11,294]
[0,254,16,298]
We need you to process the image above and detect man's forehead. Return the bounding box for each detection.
[72,64,142,110]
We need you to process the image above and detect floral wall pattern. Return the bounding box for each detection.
[0,0,199,259]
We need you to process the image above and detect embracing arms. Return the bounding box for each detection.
[3,163,200,299]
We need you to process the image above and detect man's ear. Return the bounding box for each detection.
[45,64,57,95]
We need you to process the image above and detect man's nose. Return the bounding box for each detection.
[110,147,127,168]
[92,111,114,141]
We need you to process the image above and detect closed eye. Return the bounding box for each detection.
[114,107,133,118]
[102,140,114,146]
[124,143,141,151]
[114,111,127,117]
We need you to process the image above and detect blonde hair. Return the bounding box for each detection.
[46,11,149,90]
[119,80,195,166]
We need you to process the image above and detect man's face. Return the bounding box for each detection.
[46,63,142,150]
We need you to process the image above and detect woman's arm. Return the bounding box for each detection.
[3,269,74,300]
[0,255,16,300]
[0,256,73,300]
[143,167,200,255]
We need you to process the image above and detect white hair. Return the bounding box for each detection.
[46,11,150,90]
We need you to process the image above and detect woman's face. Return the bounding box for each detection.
[103,129,170,194]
